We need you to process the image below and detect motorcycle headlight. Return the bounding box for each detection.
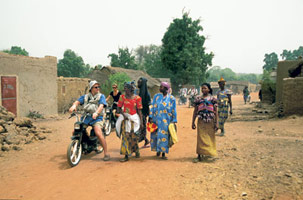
[74,123,81,130]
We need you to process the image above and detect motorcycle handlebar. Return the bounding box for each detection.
[68,111,91,119]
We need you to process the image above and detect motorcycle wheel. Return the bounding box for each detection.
[103,119,112,136]
[95,141,104,154]
[67,140,82,167]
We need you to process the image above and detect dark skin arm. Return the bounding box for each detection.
[228,94,232,115]
[214,104,219,130]
[192,105,198,129]
[136,107,143,130]
[117,107,128,120]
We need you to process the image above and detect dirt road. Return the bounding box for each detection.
[0,93,303,200]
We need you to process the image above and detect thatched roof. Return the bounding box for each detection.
[288,59,303,77]
[100,66,161,87]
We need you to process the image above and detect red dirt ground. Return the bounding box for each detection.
[0,93,302,200]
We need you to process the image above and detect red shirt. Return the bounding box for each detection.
[117,94,143,115]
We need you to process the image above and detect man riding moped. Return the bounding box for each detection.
[69,80,110,161]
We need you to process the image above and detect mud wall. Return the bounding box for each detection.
[276,59,303,103]
[282,77,303,115]
[57,77,90,113]
[0,52,57,117]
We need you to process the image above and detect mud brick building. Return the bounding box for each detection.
[0,52,57,117]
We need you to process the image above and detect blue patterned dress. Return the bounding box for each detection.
[149,93,177,153]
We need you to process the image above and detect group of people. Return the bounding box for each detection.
[69,76,233,163]
[178,85,198,106]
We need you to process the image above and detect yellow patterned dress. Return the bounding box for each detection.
[216,89,232,129]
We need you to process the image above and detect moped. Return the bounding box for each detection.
[67,112,103,167]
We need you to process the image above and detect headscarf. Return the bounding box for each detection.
[138,77,151,115]
[160,82,171,90]
[218,77,226,83]
[201,82,213,95]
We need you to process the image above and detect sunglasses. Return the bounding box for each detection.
[112,87,117,89]
[94,86,100,89]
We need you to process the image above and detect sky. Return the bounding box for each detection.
[1,0,303,74]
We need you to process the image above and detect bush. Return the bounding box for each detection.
[27,110,44,119]
[100,72,131,97]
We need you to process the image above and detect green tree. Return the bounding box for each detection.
[206,66,261,84]
[83,64,94,77]
[100,72,131,98]
[237,73,260,84]
[134,45,167,78]
[161,13,214,88]
[206,66,222,82]
[206,66,236,82]
[280,46,303,60]
[2,46,29,56]
[263,52,278,71]
[108,47,138,70]
[57,49,88,77]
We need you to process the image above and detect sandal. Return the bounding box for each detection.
[156,152,160,157]
[120,156,129,162]
[103,154,110,161]
[161,156,168,160]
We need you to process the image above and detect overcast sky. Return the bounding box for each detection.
[1,0,302,74]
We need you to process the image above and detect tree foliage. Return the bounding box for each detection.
[161,13,214,87]
[206,66,261,84]
[263,52,278,71]
[280,46,303,60]
[2,46,29,56]
[108,47,138,70]
[134,45,167,78]
[100,72,131,97]
[57,49,92,77]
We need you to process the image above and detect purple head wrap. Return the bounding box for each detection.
[160,82,170,90]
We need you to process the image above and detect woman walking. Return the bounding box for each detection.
[137,77,151,148]
[192,83,218,163]
[116,82,143,162]
[216,77,232,136]
[149,82,177,160]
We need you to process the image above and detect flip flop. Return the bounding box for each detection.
[141,144,150,148]
[103,154,110,161]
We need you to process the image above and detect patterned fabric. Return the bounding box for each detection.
[117,94,143,115]
[216,89,232,129]
[120,120,139,155]
[138,114,148,142]
[194,95,217,123]
[149,93,177,153]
